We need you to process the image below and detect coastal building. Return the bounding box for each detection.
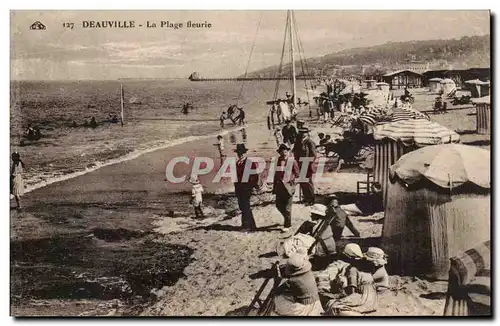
[382,70,423,89]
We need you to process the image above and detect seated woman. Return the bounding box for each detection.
[295,204,337,260]
[314,243,364,303]
[340,182,383,216]
[272,253,324,316]
[323,266,378,316]
[276,204,336,264]
[363,247,389,292]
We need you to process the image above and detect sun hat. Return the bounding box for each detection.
[234,143,248,153]
[285,253,312,277]
[364,247,388,266]
[310,203,327,217]
[342,243,364,260]
[276,143,290,153]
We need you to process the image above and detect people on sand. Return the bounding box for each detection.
[326,194,361,239]
[281,119,297,147]
[213,135,226,160]
[315,243,364,299]
[272,253,324,316]
[363,247,389,292]
[10,152,25,210]
[293,204,337,260]
[234,143,260,232]
[189,176,204,219]
[273,143,300,233]
[236,107,246,126]
[273,127,284,147]
[339,182,383,217]
[220,111,227,128]
[293,127,317,206]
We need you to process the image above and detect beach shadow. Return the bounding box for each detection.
[456,129,477,135]
[357,218,384,224]
[226,306,253,316]
[420,292,447,300]
[259,252,278,258]
[193,224,243,232]
[249,268,277,280]
[467,113,477,116]
[462,140,490,146]
[255,223,282,233]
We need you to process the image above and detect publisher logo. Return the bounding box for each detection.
[30,21,46,30]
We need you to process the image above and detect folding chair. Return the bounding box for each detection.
[245,261,282,316]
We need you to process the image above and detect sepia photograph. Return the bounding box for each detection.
[9,9,491,317]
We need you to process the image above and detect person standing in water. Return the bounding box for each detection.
[10,152,25,210]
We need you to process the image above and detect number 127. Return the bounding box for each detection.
[62,22,74,29]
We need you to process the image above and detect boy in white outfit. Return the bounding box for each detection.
[190,177,204,219]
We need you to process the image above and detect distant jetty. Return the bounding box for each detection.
[188,72,317,82]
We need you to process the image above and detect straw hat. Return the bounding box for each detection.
[364,247,388,266]
[298,127,311,133]
[342,243,363,260]
[285,253,312,277]
[310,203,327,217]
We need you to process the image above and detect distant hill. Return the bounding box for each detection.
[244,35,490,78]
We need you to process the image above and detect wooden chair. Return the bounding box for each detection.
[357,172,375,196]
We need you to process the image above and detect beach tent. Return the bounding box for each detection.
[440,79,456,96]
[471,96,491,135]
[373,118,460,208]
[479,81,491,97]
[428,78,443,93]
[464,79,484,98]
[382,144,490,280]
[377,82,390,93]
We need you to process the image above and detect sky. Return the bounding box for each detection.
[10,10,490,80]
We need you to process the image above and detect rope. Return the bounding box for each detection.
[292,11,312,112]
[273,11,290,101]
[237,14,263,106]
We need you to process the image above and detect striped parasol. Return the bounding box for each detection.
[358,112,378,125]
[390,108,430,122]
[373,118,460,146]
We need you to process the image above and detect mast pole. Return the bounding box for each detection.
[289,10,297,108]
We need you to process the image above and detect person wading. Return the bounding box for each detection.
[10,152,25,210]
[234,143,260,232]
[273,143,300,233]
[293,127,317,206]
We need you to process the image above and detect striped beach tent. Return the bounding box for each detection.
[373,119,460,208]
[383,144,490,280]
[471,96,490,135]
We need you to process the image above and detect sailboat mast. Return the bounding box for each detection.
[289,10,297,108]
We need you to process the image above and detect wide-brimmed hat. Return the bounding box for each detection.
[342,243,364,260]
[310,203,327,217]
[276,143,290,153]
[234,143,248,153]
[327,193,338,199]
[285,253,312,277]
[364,247,388,266]
[298,127,311,133]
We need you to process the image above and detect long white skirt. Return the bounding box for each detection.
[273,295,324,316]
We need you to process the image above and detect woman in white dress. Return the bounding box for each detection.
[10,152,25,210]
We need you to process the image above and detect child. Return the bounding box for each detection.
[318,133,326,146]
[274,127,283,147]
[214,135,226,159]
[190,177,204,219]
[220,111,227,128]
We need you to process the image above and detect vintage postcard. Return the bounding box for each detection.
[10,10,491,317]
